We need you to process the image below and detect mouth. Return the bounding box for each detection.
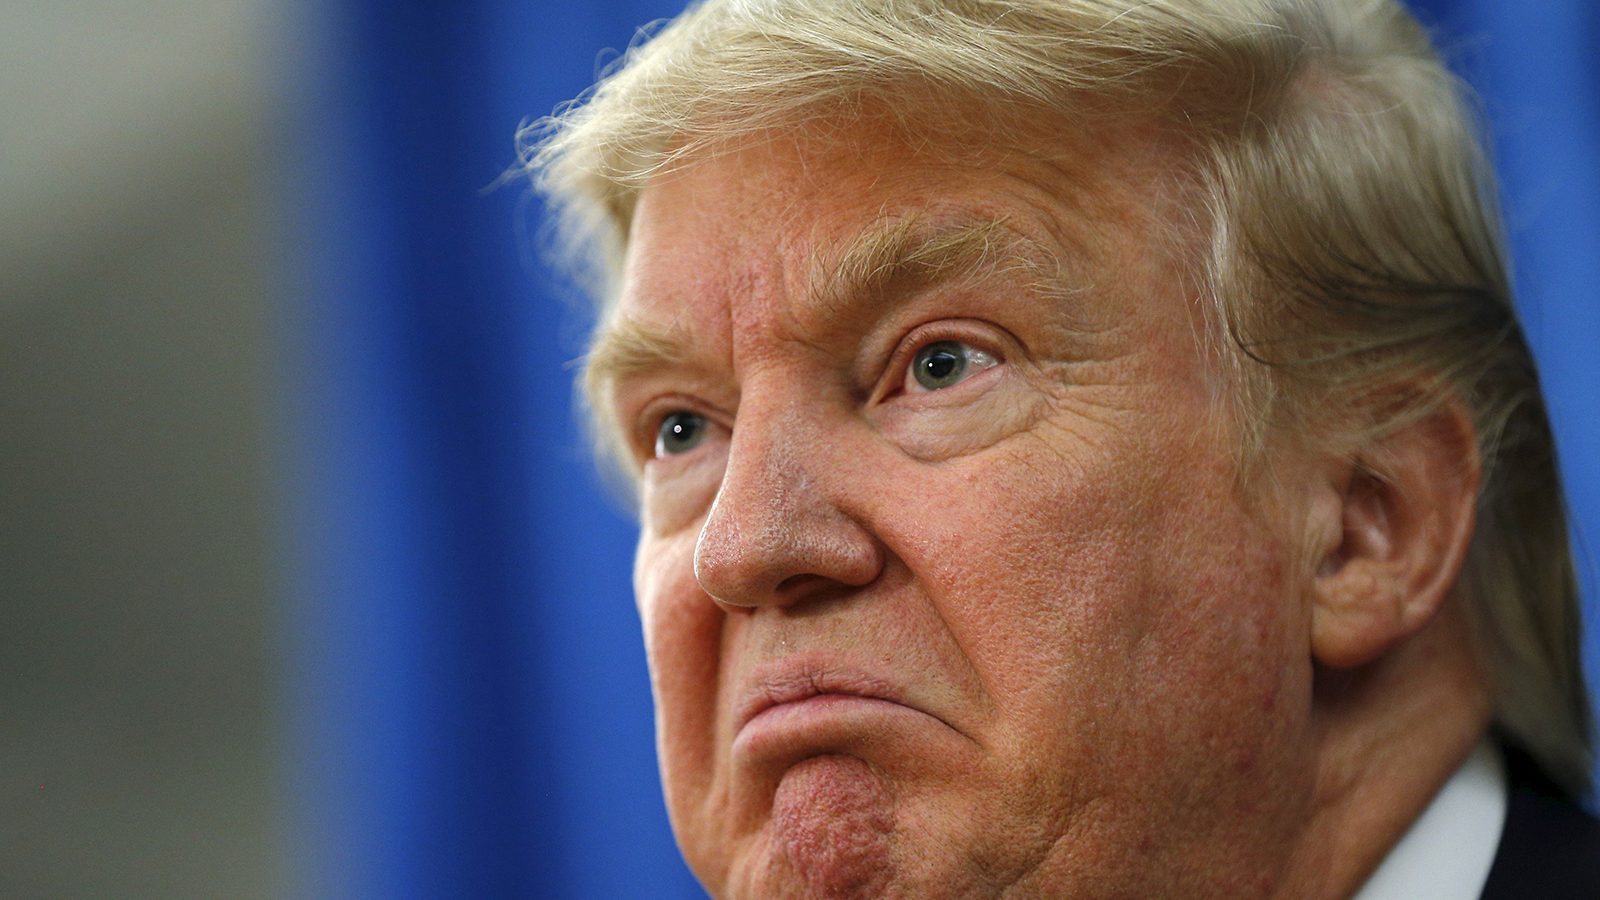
[735,664,909,733]
[731,661,945,762]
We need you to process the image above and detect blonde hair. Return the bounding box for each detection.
[521,0,1593,794]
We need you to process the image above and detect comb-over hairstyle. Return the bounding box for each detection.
[522,0,1593,795]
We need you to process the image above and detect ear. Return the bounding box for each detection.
[1309,400,1482,669]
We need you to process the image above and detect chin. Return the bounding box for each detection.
[685,756,1021,900]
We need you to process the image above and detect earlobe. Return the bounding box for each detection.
[1309,401,1482,669]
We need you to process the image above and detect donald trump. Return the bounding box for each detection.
[526,1,1599,896]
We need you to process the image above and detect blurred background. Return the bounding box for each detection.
[0,0,1594,896]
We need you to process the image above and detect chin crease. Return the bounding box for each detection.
[770,755,896,899]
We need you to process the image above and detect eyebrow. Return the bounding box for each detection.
[583,215,1064,396]
[811,215,1057,318]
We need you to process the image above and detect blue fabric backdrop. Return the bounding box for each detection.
[286,1,1598,896]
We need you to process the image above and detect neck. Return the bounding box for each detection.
[1276,598,1493,899]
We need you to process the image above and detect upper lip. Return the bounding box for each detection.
[734,659,910,734]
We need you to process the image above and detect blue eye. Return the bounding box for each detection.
[655,411,708,457]
[908,340,997,392]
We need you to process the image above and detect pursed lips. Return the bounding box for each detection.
[733,662,916,737]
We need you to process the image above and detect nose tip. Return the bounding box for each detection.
[694,514,882,609]
[691,421,883,610]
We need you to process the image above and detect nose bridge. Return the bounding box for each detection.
[692,384,880,607]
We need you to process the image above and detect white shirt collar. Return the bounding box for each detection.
[1353,739,1507,900]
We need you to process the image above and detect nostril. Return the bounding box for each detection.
[772,572,873,610]
[775,573,826,595]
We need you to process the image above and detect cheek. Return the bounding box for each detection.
[884,430,1308,768]
[883,442,1161,684]
[634,533,724,785]
[1123,521,1307,770]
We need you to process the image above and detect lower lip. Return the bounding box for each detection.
[733,694,933,761]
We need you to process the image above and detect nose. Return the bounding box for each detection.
[693,396,884,610]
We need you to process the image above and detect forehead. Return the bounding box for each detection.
[597,111,1190,373]
[624,113,1145,276]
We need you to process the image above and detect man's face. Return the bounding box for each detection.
[599,114,1323,898]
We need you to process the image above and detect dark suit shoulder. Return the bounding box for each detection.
[1479,754,1600,900]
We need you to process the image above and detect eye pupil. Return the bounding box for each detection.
[656,411,707,456]
[914,341,968,390]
